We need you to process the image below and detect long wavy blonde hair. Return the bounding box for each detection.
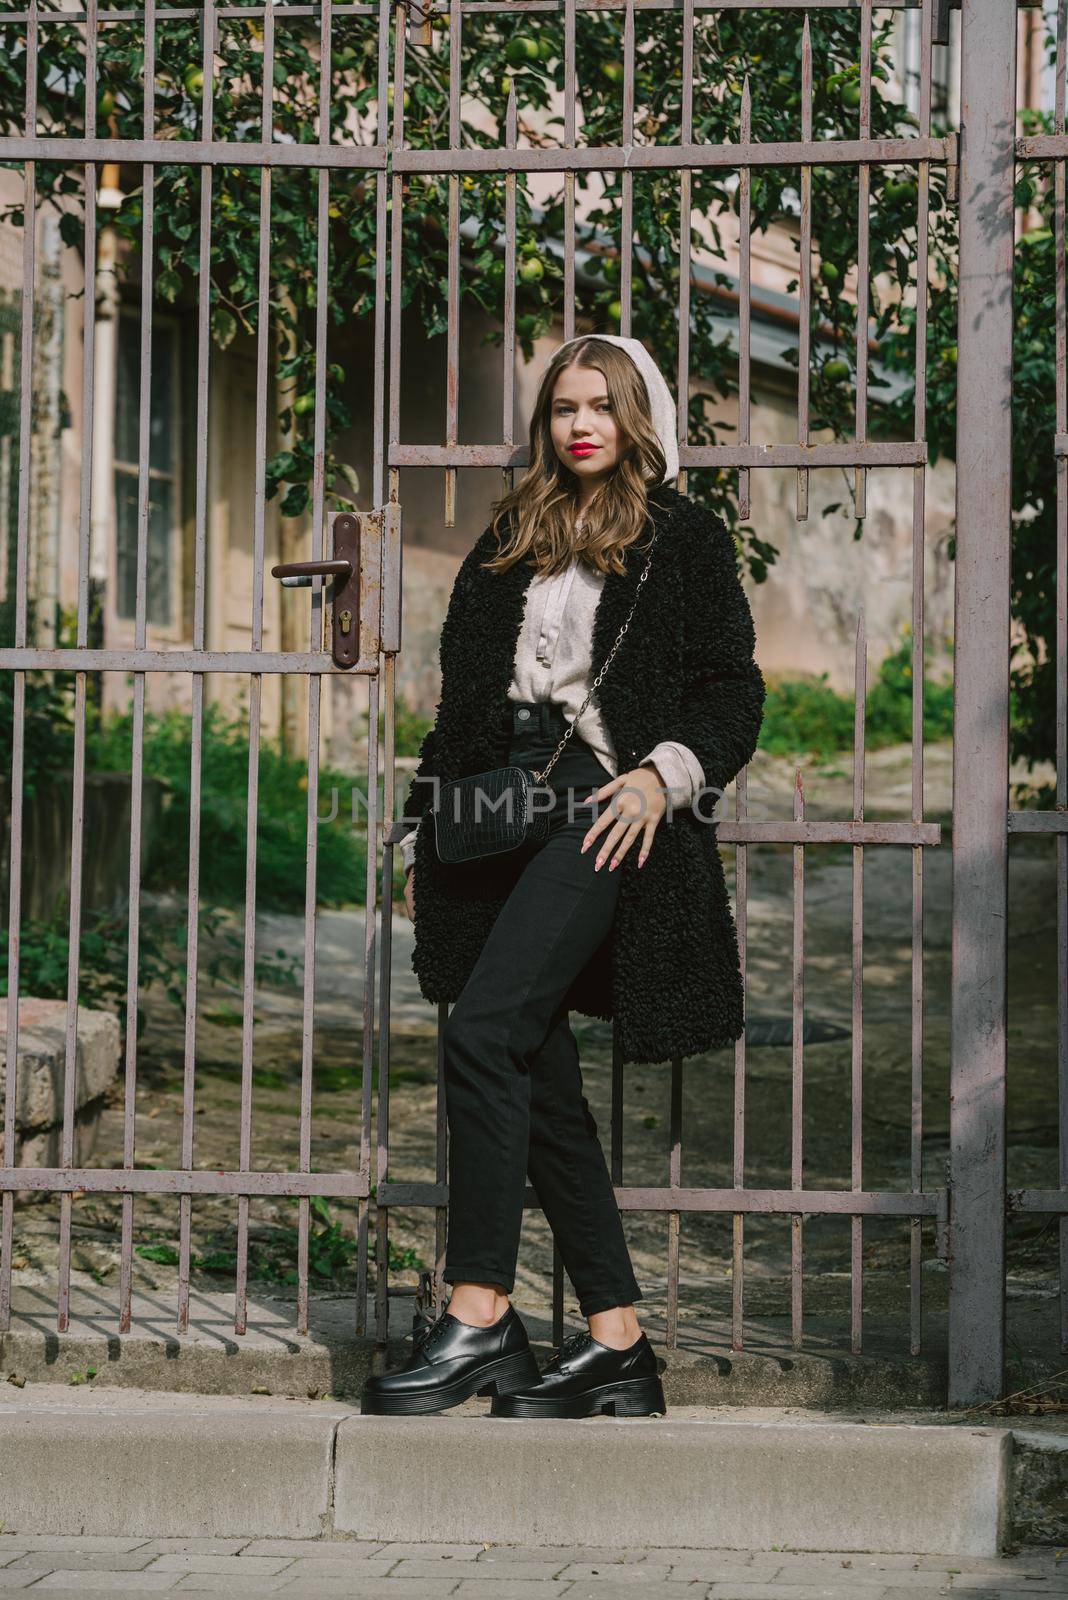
[482,336,668,580]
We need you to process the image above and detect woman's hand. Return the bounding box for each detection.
[404,865,416,922]
[580,765,668,872]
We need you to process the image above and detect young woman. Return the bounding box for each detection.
[361,334,765,1420]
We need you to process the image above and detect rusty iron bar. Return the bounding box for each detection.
[850,609,867,1355]
[1,1170,371,1197]
[0,138,387,167]
[796,16,812,522]
[374,1181,945,1216]
[1053,0,1068,1361]
[364,0,394,1347]
[908,0,935,1362]
[388,442,929,467]
[106,0,159,1341]
[0,649,379,673]
[174,0,220,1341]
[0,0,39,1339]
[393,138,954,174]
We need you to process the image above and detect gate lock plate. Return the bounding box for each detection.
[270,512,362,669]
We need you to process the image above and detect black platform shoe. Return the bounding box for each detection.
[489,1327,667,1419]
[360,1303,541,1416]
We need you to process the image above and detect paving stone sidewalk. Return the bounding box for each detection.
[0,1537,1064,1599]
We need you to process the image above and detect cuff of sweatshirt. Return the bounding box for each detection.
[638,741,705,810]
[399,828,419,874]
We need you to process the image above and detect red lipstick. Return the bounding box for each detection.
[569,444,599,456]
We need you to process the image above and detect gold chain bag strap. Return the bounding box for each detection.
[431,528,660,865]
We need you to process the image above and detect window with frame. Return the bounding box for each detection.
[114,308,179,627]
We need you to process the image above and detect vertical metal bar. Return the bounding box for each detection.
[0,0,38,1336]
[796,15,812,523]
[618,0,635,339]
[562,0,576,342]
[737,78,752,523]
[93,0,159,1336]
[910,0,935,1360]
[174,0,219,1339]
[674,0,694,498]
[853,1,872,520]
[849,611,867,1354]
[443,0,460,528]
[606,1027,621,1352]
[270,2,324,1342]
[731,762,748,1352]
[608,0,637,1313]
[502,82,518,476]
[362,0,393,1345]
[948,0,1016,1405]
[665,1058,682,1349]
[294,0,335,1337]
[360,655,380,1327]
[791,767,805,1347]
[380,0,408,1352]
[235,0,306,1344]
[59,0,101,1337]
[661,0,695,1355]
[1054,0,1068,1357]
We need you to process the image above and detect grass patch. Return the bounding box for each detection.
[758,629,953,758]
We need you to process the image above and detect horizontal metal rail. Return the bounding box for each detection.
[0,1170,371,1198]
[1007,811,1068,833]
[0,649,379,675]
[380,1181,947,1219]
[394,137,955,175]
[0,137,387,168]
[391,442,930,469]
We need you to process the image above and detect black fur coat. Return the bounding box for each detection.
[401,484,766,1066]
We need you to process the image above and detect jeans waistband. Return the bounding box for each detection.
[503,699,572,741]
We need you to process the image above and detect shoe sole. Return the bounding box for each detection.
[360,1347,541,1416]
[489,1373,667,1420]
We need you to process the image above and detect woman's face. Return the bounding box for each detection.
[549,362,624,497]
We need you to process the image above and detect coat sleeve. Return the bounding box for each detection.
[670,511,766,805]
[398,532,489,838]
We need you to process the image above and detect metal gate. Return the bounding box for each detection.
[0,0,1049,1407]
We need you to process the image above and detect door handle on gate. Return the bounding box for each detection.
[270,558,353,589]
[270,512,362,669]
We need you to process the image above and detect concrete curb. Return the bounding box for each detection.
[0,1399,335,1538]
[0,1389,1015,1554]
[334,1415,1009,1555]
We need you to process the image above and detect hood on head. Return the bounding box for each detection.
[550,333,679,487]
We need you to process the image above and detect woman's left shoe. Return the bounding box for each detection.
[489,1327,667,1419]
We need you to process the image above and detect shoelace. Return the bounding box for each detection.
[544,1329,592,1369]
[411,1310,450,1352]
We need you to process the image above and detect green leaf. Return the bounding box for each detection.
[280,483,309,518]
[211,307,238,350]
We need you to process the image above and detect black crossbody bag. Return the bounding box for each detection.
[432,531,659,865]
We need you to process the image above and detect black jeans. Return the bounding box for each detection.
[440,698,643,1319]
